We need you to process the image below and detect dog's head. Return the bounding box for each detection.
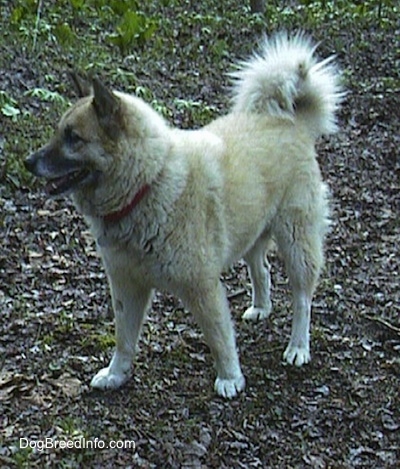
[26,73,171,218]
[25,75,124,198]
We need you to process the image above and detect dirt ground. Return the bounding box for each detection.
[0,1,399,468]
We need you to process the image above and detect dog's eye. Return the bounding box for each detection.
[65,126,83,146]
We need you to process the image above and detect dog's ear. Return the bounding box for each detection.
[92,78,121,139]
[69,71,93,98]
[92,78,120,119]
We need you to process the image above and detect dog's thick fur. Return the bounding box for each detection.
[25,33,342,398]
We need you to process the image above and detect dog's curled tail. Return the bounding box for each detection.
[230,32,344,138]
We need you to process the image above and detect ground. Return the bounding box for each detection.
[0,1,399,468]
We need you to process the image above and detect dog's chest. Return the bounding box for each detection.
[98,234,186,290]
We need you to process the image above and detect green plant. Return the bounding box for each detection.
[107,10,157,53]
[56,416,85,437]
[90,331,116,351]
[174,99,219,127]
[53,22,77,48]
[24,88,69,105]
[12,446,33,469]
[0,91,21,121]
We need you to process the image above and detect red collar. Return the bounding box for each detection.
[102,184,150,223]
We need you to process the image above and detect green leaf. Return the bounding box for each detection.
[1,103,21,119]
[70,0,85,10]
[54,22,76,47]
[108,10,157,52]
[109,0,137,16]
[24,88,68,104]
[10,7,24,25]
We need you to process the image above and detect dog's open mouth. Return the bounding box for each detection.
[46,168,96,196]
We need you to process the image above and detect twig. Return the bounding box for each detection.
[0,138,6,182]
[227,288,247,300]
[32,0,43,53]
[363,314,400,335]
[0,354,6,372]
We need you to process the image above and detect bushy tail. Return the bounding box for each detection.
[230,32,344,138]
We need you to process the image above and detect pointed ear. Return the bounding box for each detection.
[69,71,93,98]
[92,78,120,119]
[92,78,121,139]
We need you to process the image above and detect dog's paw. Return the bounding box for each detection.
[283,344,311,367]
[90,367,130,390]
[214,374,245,399]
[242,304,272,321]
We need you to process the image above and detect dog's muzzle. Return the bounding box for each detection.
[25,149,100,196]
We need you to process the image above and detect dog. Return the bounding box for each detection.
[25,33,342,398]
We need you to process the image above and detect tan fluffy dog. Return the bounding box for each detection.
[26,33,342,398]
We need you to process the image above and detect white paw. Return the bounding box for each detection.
[214,374,245,399]
[242,303,272,321]
[90,366,130,390]
[283,344,311,367]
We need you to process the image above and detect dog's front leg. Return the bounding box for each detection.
[182,280,245,398]
[91,274,153,390]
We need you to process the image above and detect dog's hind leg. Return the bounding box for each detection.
[181,280,245,398]
[91,275,153,390]
[274,211,326,367]
[242,235,273,321]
